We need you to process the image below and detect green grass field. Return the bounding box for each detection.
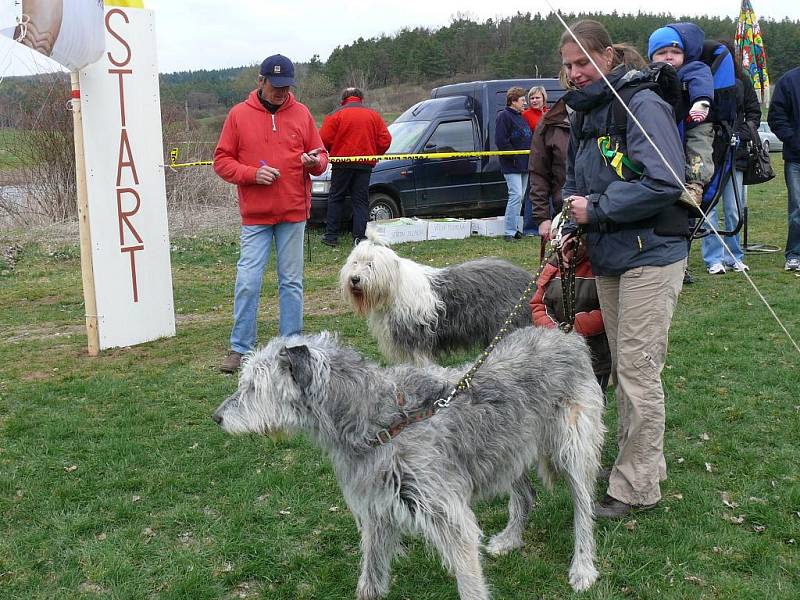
[0,129,26,170]
[1,160,799,599]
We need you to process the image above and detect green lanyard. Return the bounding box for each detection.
[596,135,643,179]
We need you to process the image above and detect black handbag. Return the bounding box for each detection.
[741,122,775,185]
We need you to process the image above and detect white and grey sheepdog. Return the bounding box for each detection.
[213,326,605,599]
[339,232,534,364]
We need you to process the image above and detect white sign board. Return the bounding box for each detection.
[79,6,175,350]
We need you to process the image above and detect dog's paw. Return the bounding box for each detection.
[568,563,599,592]
[484,532,523,556]
[356,581,387,600]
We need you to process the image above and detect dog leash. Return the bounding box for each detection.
[436,200,579,404]
[367,254,552,447]
[367,208,583,447]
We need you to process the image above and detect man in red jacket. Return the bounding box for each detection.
[319,88,391,246]
[214,54,329,373]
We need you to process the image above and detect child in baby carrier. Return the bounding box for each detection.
[648,23,717,212]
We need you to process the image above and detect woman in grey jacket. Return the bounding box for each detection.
[559,20,688,518]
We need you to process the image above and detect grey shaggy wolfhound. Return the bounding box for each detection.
[213,326,605,599]
[340,233,534,364]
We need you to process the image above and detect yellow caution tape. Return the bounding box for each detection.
[166,148,529,169]
[329,149,530,162]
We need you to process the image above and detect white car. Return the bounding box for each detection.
[758,122,783,153]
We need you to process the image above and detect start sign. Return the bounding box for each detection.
[79,5,175,350]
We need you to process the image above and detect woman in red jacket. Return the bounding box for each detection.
[521,85,549,131]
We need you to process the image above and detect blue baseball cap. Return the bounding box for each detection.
[648,27,684,60]
[260,54,295,87]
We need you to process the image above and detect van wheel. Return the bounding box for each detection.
[763,140,770,153]
[368,193,400,221]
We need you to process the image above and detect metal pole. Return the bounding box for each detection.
[70,70,100,356]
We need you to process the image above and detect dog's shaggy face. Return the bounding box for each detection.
[339,240,401,314]
[212,336,331,435]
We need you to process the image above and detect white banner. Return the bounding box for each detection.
[79,5,175,350]
[1,0,105,71]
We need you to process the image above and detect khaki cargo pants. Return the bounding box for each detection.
[595,259,685,506]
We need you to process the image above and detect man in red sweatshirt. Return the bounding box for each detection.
[319,88,391,246]
[214,54,329,373]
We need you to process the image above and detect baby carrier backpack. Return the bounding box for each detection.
[574,44,741,237]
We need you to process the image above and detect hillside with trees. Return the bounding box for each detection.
[2,11,798,224]
[3,11,798,128]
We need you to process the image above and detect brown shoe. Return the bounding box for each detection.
[220,351,242,373]
[593,494,657,519]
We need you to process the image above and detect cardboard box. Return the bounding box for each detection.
[471,216,506,237]
[426,218,473,240]
[366,218,428,244]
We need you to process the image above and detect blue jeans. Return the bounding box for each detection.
[785,161,800,260]
[503,172,529,236]
[700,169,745,267]
[230,222,305,353]
[522,179,537,234]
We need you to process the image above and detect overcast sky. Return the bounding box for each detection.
[1,0,797,77]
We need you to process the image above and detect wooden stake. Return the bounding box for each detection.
[70,71,100,356]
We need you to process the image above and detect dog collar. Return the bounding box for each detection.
[368,391,442,447]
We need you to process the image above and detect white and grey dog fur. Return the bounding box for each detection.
[340,233,534,364]
[213,326,605,599]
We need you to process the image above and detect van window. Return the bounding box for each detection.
[424,120,475,153]
[387,121,430,153]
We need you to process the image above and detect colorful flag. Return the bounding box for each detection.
[736,0,770,104]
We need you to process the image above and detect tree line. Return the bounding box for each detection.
[2,11,799,128]
[324,11,800,88]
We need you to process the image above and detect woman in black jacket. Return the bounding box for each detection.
[699,40,762,273]
[495,87,532,241]
[560,20,687,519]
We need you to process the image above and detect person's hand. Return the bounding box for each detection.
[255,165,280,185]
[300,148,322,169]
[538,219,552,241]
[568,196,589,224]
[559,232,579,267]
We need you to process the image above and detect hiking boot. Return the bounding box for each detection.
[220,351,242,373]
[707,262,726,275]
[514,231,523,239]
[683,269,695,285]
[321,238,338,248]
[594,494,658,519]
[785,258,800,271]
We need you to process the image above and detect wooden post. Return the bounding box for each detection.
[70,70,100,356]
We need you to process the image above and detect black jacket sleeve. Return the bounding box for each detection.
[735,77,763,166]
[768,78,794,143]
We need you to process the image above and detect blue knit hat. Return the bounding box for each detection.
[648,27,684,60]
